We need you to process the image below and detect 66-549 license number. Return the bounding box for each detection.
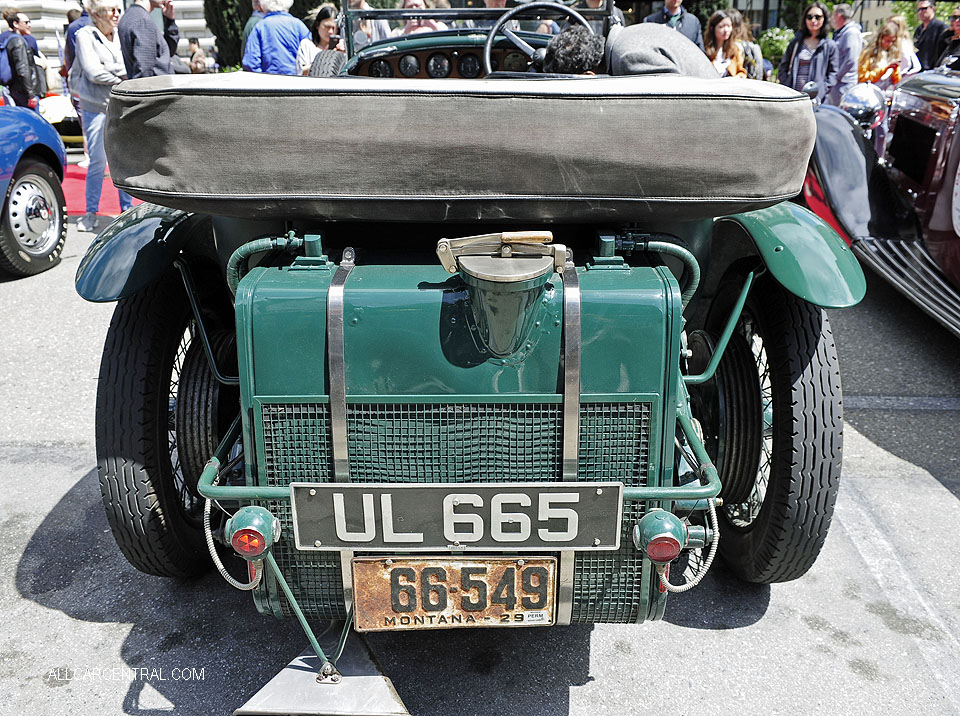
[352,557,556,632]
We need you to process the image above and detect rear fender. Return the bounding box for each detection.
[75,204,210,302]
[715,203,866,309]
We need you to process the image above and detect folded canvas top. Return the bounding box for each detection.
[105,72,815,223]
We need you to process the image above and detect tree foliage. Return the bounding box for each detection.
[203,0,247,67]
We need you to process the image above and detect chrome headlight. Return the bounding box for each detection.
[839,83,887,130]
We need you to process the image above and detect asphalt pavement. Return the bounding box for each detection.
[1,219,958,715]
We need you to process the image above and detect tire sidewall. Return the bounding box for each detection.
[702,275,841,583]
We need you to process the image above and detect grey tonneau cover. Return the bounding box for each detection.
[106,72,815,223]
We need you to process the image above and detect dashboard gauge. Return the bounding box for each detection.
[426,53,452,78]
[458,53,481,78]
[399,54,420,77]
[502,52,527,73]
[369,59,393,77]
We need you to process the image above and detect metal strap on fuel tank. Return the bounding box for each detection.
[561,253,581,479]
[327,248,355,482]
[558,253,581,626]
[328,249,356,617]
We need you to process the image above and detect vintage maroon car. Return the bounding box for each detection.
[804,72,960,338]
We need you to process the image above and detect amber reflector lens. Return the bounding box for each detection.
[232,528,266,556]
[646,535,681,563]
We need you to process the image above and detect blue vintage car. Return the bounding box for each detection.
[0,104,67,276]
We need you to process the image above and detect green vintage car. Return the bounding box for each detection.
[75,0,864,707]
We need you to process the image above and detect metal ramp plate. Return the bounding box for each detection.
[234,640,409,716]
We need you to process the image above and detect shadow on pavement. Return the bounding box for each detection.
[16,469,600,715]
[828,267,960,500]
[662,558,770,630]
[15,468,303,716]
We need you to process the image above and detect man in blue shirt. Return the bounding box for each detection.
[243,0,310,75]
[63,8,91,74]
[643,0,703,53]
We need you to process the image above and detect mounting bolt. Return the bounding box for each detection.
[596,488,602,495]
[309,488,317,496]
[385,558,393,565]
[593,538,601,546]
[517,559,525,566]
[314,540,322,547]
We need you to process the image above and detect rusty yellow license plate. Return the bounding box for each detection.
[352,556,556,632]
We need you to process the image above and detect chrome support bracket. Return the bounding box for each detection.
[558,254,581,626]
[340,550,355,618]
[328,248,355,482]
[561,255,581,479]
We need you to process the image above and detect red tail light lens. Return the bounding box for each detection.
[646,535,681,563]
[231,528,267,557]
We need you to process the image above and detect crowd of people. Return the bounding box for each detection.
[8,0,960,228]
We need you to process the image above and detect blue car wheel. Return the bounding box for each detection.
[0,160,67,276]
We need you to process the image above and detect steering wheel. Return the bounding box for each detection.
[482,1,594,76]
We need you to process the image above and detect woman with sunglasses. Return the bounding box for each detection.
[778,1,838,102]
[936,11,960,67]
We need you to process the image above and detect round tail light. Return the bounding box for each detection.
[231,528,267,557]
[646,535,682,564]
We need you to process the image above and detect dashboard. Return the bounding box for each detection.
[353,47,531,79]
[346,31,551,79]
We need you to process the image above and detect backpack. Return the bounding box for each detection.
[0,35,12,85]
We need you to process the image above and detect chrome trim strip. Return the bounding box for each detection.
[853,238,960,338]
[561,257,581,479]
[340,550,354,617]
[557,552,576,626]
[327,248,356,482]
[558,255,580,626]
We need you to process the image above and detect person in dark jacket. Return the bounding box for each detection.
[914,0,948,69]
[936,10,960,67]
[778,0,837,103]
[643,0,704,53]
[118,0,180,78]
[1,8,39,108]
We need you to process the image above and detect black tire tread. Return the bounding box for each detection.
[714,277,843,584]
[96,271,210,578]
[308,50,346,77]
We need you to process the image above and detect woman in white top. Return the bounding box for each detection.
[70,0,132,232]
[296,4,343,76]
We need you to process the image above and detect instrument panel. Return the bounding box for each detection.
[357,48,530,79]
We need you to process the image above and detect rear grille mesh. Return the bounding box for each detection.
[258,400,651,622]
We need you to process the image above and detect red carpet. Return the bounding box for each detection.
[63,164,142,216]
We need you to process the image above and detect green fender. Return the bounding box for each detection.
[716,203,866,308]
[75,203,205,303]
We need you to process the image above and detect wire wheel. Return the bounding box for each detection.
[722,312,773,529]
[689,275,843,584]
